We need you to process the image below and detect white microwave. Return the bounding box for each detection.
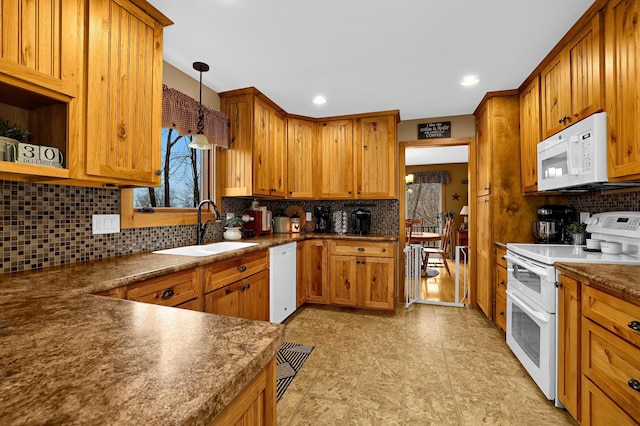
[537,112,607,191]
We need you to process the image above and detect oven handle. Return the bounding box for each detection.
[504,254,549,279]
[507,289,549,324]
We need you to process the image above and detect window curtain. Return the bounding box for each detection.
[161,85,229,148]
[413,170,450,184]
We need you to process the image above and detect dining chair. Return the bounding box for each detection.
[422,214,454,275]
[405,218,422,245]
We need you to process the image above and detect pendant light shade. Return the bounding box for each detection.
[188,61,212,150]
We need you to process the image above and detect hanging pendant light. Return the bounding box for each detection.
[188,61,212,150]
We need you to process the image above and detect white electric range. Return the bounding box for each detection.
[505,211,640,405]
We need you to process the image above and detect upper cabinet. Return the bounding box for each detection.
[605,0,640,181]
[520,76,541,193]
[354,114,398,199]
[0,0,171,186]
[540,13,603,138]
[286,118,315,199]
[82,0,168,185]
[475,102,491,197]
[315,119,355,198]
[218,93,253,196]
[253,98,286,197]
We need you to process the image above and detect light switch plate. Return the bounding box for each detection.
[580,212,590,223]
[92,214,120,235]
[305,212,312,221]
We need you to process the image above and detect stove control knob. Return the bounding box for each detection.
[586,217,599,226]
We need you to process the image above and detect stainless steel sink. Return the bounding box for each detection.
[153,241,258,257]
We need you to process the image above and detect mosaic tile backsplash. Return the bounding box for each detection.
[1,180,400,274]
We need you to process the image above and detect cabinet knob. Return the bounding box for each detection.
[629,379,640,393]
[161,289,174,299]
[555,282,562,288]
[628,320,640,331]
[358,247,365,252]
[237,265,247,272]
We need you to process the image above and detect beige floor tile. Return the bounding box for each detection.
[345,404,403,426]
[287,395,350,425]
[306,369,359,402]
[404,387,460,424]
[277,389,305,426]
[352,376,405,411]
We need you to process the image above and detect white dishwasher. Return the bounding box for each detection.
[269,242,297,323]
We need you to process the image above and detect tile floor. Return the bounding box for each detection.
[277,304,577,425]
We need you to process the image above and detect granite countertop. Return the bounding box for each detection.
[0,232,396,424]
[554,262,640,301]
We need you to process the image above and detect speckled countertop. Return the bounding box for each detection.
[0,232,396,425]
[554,262,640,302]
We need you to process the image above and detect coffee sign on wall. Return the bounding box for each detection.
[418,121,451,139]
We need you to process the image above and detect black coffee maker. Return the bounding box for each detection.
[352,209,371,235]
[533,205,575,243]
[314,206,331,233]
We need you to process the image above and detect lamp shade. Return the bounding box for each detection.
[405,174,414,185]
[188,133,212,150]
[460,205,469,216]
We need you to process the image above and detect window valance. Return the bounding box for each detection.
[161,85,229,148]
[413,170,450,184]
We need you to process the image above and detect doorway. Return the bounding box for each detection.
[400,138,473,307]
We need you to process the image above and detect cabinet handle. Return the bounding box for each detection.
[628,320,640,331]
[346,280,350,290]
[484,186,490,191]
[237,265,247,272]
[499,311,505,317]
[555,282,562,288]
[629,379,640,393]
[499,280,506,287]
[161,289,174,299]
[154,170,162,176]
[358,247,365,252]
[226,287,232,295]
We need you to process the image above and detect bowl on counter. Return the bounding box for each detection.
[600,241,622,255]
[586,239,604,250]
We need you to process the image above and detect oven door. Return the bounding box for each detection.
[506,288,555,400]
[505,252,556,313]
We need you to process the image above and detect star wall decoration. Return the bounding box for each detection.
[452,193,460,200]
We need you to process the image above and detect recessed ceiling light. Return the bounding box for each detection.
[312,96,327,105]
[460,75,480,86]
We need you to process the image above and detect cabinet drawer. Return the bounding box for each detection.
[583,286,640,348]
[582,319,640,420]
[495,246,507,268]
[126,269,199,308]
[176,298,202,311]
[495,294,506,332]
[203,250,268,293]
[329,241,394,257]
[495,264,507,299]
[582,376,638,426]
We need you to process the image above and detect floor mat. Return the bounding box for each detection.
[276,341,314,402]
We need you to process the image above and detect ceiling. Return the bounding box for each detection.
[149,0,594,120]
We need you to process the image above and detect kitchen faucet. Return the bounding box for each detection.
[197,199,222,245]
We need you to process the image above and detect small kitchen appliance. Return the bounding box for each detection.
[314,206,331,233]
[532,205,575,243]
[351,209,371,235]
[243,209,271,237]
[273,211,291,234]
[505,211,640,406]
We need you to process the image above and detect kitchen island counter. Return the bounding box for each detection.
[554,262,640,301]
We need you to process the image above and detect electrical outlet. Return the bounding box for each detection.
[580,212,590,223]
[92,214,120,235]
[305,211,312,221]
[226,212,235,220]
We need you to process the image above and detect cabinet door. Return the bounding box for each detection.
[316,119,354,198]
[296,241,307,307]
[306,240,330,304]
[126,268,200,308]
[286,118,315,199]
[557,274,581,421]
[218,94,253,196]
[270,111,287,198]
[329,255,358,306]
[355,115,397,199]
[475,103,491,197]
[253,98,272,196]
[242,270,269,321]
[605,0,640,181]
[85,0,163,184]
[0,0,81,96]
[582,377,638,426]
[205,281,243,318]
[360,256,395,310]
[475,195,492,318]
[540,54,567,138]
[520,77,541,193]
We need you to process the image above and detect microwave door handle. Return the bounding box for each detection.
[504,254,549,279]
[568,135,581,175]
[507,290,549,324]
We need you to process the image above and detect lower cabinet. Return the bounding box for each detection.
[125,268,202,310]
[204,270,269,321]
[296,241,307,307]
[305,240,330,304]
[494,245,507,332]
[328,240,395,311]
[210,357,276,425]
[557,273,582,422]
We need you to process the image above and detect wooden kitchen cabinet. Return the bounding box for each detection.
[286,118,315,199]
[126,268,202,309]
[205,270,269,321]
[473,93,545,321]
[82,0,170,185]
[519,76,542,193]
[494,245,507,332]
[557,273,582,422]
[540,13,603,138]
[305,240,330,304]
[218,89,287,198]
[315,119,355,198]
[329,240,395,311]
[605,0,640,181]
[296,241,307,307]
[354,114,398,199]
